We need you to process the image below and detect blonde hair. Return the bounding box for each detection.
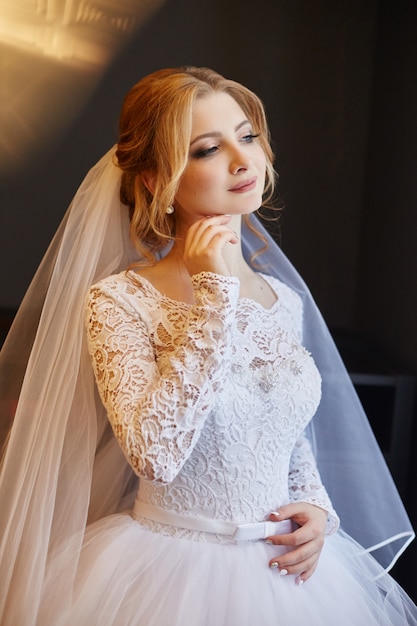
[115,66,277,263]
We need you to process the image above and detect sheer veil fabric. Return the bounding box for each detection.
[0,147,413,624]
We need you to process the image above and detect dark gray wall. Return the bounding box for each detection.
[356,2,417,597]
[0,0,378,333]
[357,0,417,371]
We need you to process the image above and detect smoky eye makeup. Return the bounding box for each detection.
[189,123,260,159]
[190,145,220,159]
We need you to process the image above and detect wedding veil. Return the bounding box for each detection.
[0,147,413,624]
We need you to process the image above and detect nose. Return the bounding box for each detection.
[229,144,250,174]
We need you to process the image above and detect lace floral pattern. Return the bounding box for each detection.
[86,271,339,542]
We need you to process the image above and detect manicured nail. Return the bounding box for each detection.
[296,576,304,586]
[279,569,288,576]
[270,562,279,569]
[270,511,280,518]
[265,539,273,545]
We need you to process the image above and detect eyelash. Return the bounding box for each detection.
[192,133,260,159]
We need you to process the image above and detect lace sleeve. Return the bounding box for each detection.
[85,272,240,484]
[288,433,340,535]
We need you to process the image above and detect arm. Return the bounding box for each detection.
[85,272,239,483]
[264,285,339,581]
[288,432,340,535]
[265,434,340,583]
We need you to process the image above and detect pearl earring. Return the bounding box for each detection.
[166,205,174,214]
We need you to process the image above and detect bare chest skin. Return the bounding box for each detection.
[135,257,278,310]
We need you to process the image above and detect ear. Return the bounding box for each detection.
[142,170,157,195]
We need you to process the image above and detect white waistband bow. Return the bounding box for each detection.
[132,499,294,542]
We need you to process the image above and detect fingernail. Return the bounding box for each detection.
[270,562,279,569]
[296,576,304,586]
[279,569,288,577]
[270,511,280,518]
[265,539,273,545]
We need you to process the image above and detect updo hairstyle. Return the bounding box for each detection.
[116,66,276,263]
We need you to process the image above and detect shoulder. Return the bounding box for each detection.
[86,270,159,320]
[89,270,156,297]
[89,270,132,292]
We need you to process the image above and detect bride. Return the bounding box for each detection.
[0,66,416,625]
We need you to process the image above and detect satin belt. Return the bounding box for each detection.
[132,499,294,542]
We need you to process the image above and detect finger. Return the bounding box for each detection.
[270,503,327,525]
[266,524,321,547]
[271,541,320,568]
[267,531,324,572]
[197,225,237,248]
[265,531,299,547]
[269,548,320,578]
[183,231,239,276]
[295,558,320,584]
[268,503,312,523]
[186,214,232,240]
[204,228,238,247]
[185,221,236,253]
[185,228,238,260]
[184,228,238,267]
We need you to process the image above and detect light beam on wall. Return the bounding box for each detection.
[0,0,165,177]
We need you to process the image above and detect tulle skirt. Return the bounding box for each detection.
[39,511,417,626]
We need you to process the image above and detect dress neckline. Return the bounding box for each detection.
[126,270,281,313]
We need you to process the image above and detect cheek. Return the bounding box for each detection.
[255,146,267,171]
[256,153,267,187]
[185,168,218,196]
[176,171,216,210]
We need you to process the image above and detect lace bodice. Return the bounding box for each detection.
[86,271,339,540]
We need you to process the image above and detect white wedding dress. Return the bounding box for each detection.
[39,271,416,625]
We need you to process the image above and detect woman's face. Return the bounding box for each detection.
[173,92,267,225]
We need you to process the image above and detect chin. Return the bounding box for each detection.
[241,200,263,216]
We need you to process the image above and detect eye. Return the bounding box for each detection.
[191,145,219,159]
[241,133,260,143]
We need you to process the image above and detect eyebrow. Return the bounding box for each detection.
[189,120,251,146]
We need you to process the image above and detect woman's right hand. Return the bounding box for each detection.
[182,215,238,277]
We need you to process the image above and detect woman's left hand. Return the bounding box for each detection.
[265,502,327,584]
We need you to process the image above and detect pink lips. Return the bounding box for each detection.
[229,177,257,193]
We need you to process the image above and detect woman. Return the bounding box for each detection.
[0,67,416,625]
